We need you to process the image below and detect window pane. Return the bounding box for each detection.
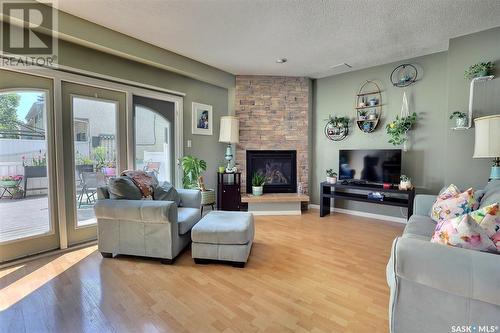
[73,96,117,227]
[0,91,51,242]
[135,105,172,183]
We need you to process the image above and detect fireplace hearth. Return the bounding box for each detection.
[246,150,297,193]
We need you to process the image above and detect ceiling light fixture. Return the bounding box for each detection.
[276,58,287,64]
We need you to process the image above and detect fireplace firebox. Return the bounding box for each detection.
[246,150,297,193]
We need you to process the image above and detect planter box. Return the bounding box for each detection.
[0,180,18,187]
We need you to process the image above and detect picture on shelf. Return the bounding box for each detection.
[192,102,213,135]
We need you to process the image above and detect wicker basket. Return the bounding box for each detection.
[200,189,216,205]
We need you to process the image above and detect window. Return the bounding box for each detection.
[74,119,89,142]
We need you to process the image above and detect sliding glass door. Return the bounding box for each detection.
[61,82,127,246]
[0,70,59,262]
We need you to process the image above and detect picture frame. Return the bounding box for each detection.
[191,102,213,135]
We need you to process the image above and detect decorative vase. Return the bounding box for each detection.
[218,166,226,173]
[326,176,337,184]
[456,117,468,128]
[368,113,377,120]
[399,180,412,190]
[369,98,378,106]
[252,186,263,196]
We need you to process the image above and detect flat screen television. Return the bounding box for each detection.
[339,149,402,184]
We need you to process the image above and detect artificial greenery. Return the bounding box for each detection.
[464,61,494,80]
[386,112,418,146]
[326,169,337,177]
[327,115,350,128]
[449,111,467,120]
[180,155,207,189]
[251,172,266,187]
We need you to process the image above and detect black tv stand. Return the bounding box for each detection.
[320,181,415,220]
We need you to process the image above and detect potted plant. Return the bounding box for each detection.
[180,155,207,189]
[218,165,226,173]
[251,172,266,196]
[93,146,107,170]
[358,110,367,120]
[386,112,418,146]
[103,161,117,176]
[326,169,337,184]
[10,185,24,199]
[464,61,494,80]
[449,111,468,128]
[399,175,412,190]
[0,175,22,187]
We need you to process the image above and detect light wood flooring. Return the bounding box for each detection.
[0,210,404,333]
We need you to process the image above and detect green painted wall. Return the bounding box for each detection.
[444,27,500,188]
[312,52,448,218]
[58,40,229,190]
[312,26,500,218]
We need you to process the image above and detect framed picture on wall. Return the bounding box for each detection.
[192,102,213,135]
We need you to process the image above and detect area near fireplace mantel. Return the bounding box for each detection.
[235,75,310,195]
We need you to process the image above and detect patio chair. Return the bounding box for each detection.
[78,172,106,207]
[143,161,161,178]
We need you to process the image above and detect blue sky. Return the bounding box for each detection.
[15,92,44,122]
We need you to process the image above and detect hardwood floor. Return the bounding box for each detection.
[0,210,404,333]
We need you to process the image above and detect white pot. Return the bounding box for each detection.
[326,176,337,184]
[399,180,412,190]
[252,186,263,196]
[456,117,468,128]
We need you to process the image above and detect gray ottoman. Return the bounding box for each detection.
[191,211,254,267]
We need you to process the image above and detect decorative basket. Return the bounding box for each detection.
[200,189,216,205]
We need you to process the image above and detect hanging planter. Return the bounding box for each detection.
[386,91,417,151]
[324,115,350,141]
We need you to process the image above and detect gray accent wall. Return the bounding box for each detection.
[312,26,500,218]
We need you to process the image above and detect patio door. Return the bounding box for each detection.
[0,70,59,262]
[61,82,127,246]
[133,95,177,184]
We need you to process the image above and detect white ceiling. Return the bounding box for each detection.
[56,0,500,79]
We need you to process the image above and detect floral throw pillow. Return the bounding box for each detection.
[473,203,500,251]
[438,184,461,201]
[431,214,497,253]
[431,188,479,222]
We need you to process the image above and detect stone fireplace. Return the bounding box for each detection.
[235,75,310,194]
[246,150,297,193]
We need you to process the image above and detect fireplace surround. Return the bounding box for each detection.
[246,150,297,193]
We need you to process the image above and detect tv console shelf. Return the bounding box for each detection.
[320,181,415,220]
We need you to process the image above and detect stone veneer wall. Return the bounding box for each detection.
[235,75,310,194]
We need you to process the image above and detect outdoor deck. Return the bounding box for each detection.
[0,196,95,243]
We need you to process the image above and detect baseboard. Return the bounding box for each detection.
[308,204,407,224]
[250,210,301,216]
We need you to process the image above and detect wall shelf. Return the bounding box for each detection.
[355,80,382,133]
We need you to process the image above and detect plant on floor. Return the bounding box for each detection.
[180,155,207,189]
[386,112,417,146]
[464,61,494,80]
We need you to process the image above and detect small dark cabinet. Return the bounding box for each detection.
[217,172,241,211]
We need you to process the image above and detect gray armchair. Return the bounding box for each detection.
[387,180,500,333]
[94,187,201,264]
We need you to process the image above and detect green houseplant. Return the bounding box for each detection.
[180,155,207,189]
[326,169,337,184]
[449,111,468,128]
[251,172,266,196]
[464,61,494,80]
[399,175,412,190]
[386,112,418,146]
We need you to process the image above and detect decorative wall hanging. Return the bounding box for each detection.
[386,91,417,151]
[324,115,349,141]
[192,102,213,135]
[390,64,418,87]
[355,80,382,133]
